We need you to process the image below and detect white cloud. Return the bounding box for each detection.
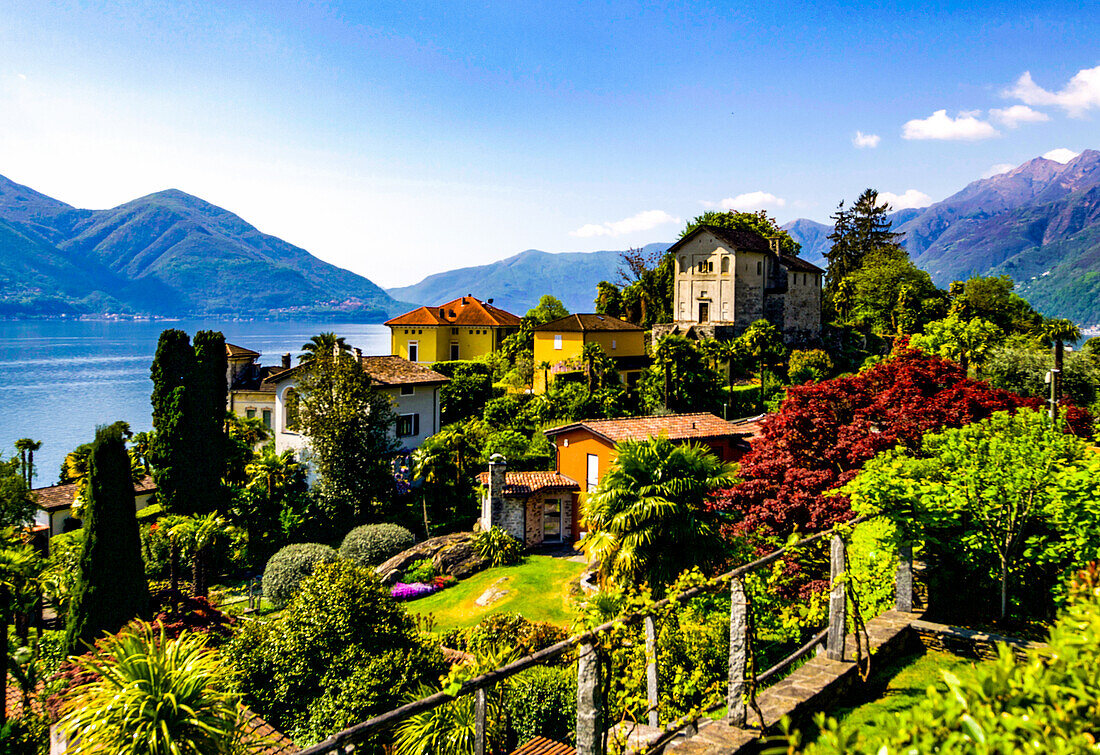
[701,191,786,211]
[852,131,881,148]
[1042,148,1080,164]
[988,104,1050,128]
[570,209,681,238]
[901,109,999,141]
[982,163,1015,178]
[16,73,26,80]
[1007,66,1100,117]
[878,189,933,210]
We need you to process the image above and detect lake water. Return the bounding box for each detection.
[0,319,391,489]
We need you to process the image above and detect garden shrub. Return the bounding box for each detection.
[404,558,436,584]
[229,561,445,743]
[339,523,416,568]
[788,348,835,384]
[504,666,577,748]
[262,543,340,608]
[473,526,524,567]
[725,384,760,418]
[797,563,1100,753]
[461,613,570,656]
[140,522,173,578]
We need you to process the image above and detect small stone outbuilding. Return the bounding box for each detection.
[476,457,580,547]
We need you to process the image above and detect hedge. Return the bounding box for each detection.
[262,543,340,607]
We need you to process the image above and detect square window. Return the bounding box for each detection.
[396,413,420,438]
[554,334,563,350]
[245,408,255,419]
[400,385,414,396]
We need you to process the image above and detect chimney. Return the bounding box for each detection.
[354,347,362,361]
[281,353,291,369]
[487,298,494,305]
[769,237,781,255]
[486,454,507,532]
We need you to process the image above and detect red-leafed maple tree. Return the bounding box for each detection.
[713,346,1090,541]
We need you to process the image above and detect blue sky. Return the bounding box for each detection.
[1,1,1097,287]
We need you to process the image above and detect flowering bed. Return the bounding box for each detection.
[391,575,458,601]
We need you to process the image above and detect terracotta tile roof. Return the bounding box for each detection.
[240,707,300,754]
[5,677,44,721]
[226,343,261,359]
[510,737,576,755]
[534,314,643,333]
[385,296,522,328]
[33,476,156,513]
[545,413,752,444]
[475,471,580,496]
[359,355,450,386]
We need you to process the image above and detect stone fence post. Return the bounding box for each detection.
[727,576,748,726]
[644,614,660,728]
[895,542,914,613]
[826,535,847,661]
[576,638,605,755]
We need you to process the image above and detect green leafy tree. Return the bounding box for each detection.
[582,435,737,589]
[844,408,1097,621]
[0,529,40,727]
[948,275,1043,335]
[189,330,228,514]
[60,623,246,754]
[228,561,445,742]
[413,422,482,532]
[824,189,903,314]
[788,349,834,384]
[166,513,232,598]
[615,246,674,327]
[296,345,398,522]
[841,247,945,333]
[739,319,786,404]
[681,209,800,255]
[0,454,37,530]
[911,314,1004,375]
[65,424,150,652]
[594,280,623,317]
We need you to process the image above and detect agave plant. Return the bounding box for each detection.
[60,622,245,754]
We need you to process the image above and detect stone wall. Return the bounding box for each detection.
[911,620,1047,663]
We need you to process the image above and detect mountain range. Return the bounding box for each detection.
[0,175,408,319]
[3,149,1099,324]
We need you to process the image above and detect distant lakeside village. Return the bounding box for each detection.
[6,205,1100,755]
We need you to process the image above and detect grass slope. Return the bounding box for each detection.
[407,555,585,631]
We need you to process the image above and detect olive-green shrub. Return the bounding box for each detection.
[261,542,339,607]
[472,526,524,567]
[504,666,577,748]
[339,523,416,568]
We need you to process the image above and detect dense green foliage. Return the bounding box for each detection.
[504,666,578,747]
[799,564,1100,753]
[339,523,417,568]
[845,408,1100,621]
[432,360,499,425]
[824,189,903,308]
[643,334,724,414]
[60,623,243,755]
[295,347,398,522]
[583,436,737,589]
[0,453,36,529]
[230,561,446,743]
[65,425,150,652]
[472,526,525,567]
[262,542,341,608]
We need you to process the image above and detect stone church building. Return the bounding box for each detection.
[653,224,824,344]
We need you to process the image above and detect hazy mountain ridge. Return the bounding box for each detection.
[386,243,671,314]
[0,176,408,319]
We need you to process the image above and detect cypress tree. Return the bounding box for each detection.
[151,329,195,513]
[190,330,228,514]
[65,425,149,652]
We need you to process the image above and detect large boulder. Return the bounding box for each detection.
[376,532,471,577]
[433,539,490,580]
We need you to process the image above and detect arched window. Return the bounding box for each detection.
[721,256,730,273]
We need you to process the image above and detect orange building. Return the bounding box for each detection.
[477,413,764,546]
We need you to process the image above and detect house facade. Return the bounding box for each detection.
[531,314,649,393]
[476,458,580,547]
[267,354,449,466]
[35,476,157,537]
[655,225,824,345]
[226,343,291,431]
[385,295,522,363]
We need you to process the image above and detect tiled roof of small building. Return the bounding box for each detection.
[545,413,753,444]
[668,225,824,274]
[475,471,580,496]
[385,296,522,328]
[240,707,300,754]
[510,737,577,755]
[33,476,156,513]
[359,355,450,386]
[226,343,261,359]
[534,314,643,333]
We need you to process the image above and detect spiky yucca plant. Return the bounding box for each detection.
[60,623,245,755]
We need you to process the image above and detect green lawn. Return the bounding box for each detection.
[799,650,988,753]
[407,555,586,632]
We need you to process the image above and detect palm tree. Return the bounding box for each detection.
[581,342,613,393]
[537,360,553,392]
[227,413,271,448]
[14,438,42,487]
[299,332,352,364]
[1042,318,1082,416]
[60,623,245,754]
[246,446,300,500]
[582,435,738,589]
[168,513,231,598]
[738,320,785,410]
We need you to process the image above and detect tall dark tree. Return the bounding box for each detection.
[65,425,149,652]
[13,438,41,488]
[150,329,228,515]
[189,330,228,514]
[824,189,903,309]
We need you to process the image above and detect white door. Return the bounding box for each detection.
[586,454,599,492]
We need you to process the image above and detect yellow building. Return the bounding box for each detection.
[532,314,648,393]
[385,296,522,363]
